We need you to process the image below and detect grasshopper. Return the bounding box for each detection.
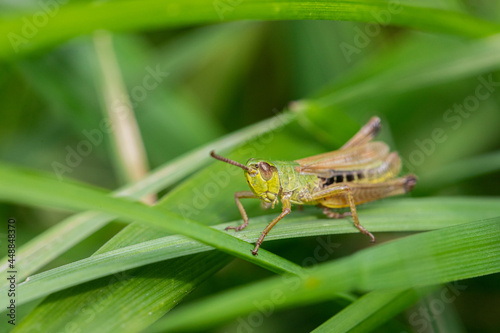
[211,117,417,255]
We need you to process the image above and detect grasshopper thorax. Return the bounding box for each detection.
[245,159,281,204]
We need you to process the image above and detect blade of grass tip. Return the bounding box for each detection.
[311,288,435,333]
[1,0,500,58]
[9,197,500,307]
[94,31,154,201]
[148,217,500,332]
[0,109,297,286]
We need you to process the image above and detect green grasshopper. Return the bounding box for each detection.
[211,117,417,255]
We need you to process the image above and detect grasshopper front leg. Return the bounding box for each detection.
[252,193,292,255]
[226,191,257,231]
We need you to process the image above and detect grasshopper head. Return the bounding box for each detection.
[244,159,281,204]
[210,151,280,204]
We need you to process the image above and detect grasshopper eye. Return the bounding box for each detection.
[258,162,273,181]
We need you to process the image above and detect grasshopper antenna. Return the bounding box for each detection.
[210,151,256,174]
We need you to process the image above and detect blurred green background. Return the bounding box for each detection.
[1,0,499,332]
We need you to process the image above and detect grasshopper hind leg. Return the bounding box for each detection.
[313,185,376,242]
[321,204,375,242]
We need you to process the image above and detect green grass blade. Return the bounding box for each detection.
[0,163,304,279]
[0,110,295,285]
[3,0,498,331]
[14,252,232,333]
[149,217,500,332]
[7,29,500,290]
[115,110,295,200]
[2,0,500,58]
[0,211,113,289]
[6,111,340,331]
[414,288,468,333]
[311,288,432,333]
[7,197,500,307]
[314,34,500,108]
[5,15,500,332]
[93,31,152,188]
[11,220,233,333]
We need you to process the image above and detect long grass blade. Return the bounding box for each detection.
[6,197,500,307]
[148,217,500,332]
[0,163,304,282]
[0,109,295,286]
[1,0,500,58]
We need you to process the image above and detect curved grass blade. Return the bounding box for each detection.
[14,252,232,333]
[0,109,296,287]
[1,0,500,58]
[7,30,500,290]
[0,163,304,281]
[6,21,500,332]
[7,120,340,332]
[7,197,500,307]
[148,217,500,332]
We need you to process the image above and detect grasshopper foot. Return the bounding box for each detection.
[321,207,352,219]
[225,223,248,232]
[357,225,375,243]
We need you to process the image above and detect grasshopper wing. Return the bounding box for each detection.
[341,116,382,149]
[296,141,390,177]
